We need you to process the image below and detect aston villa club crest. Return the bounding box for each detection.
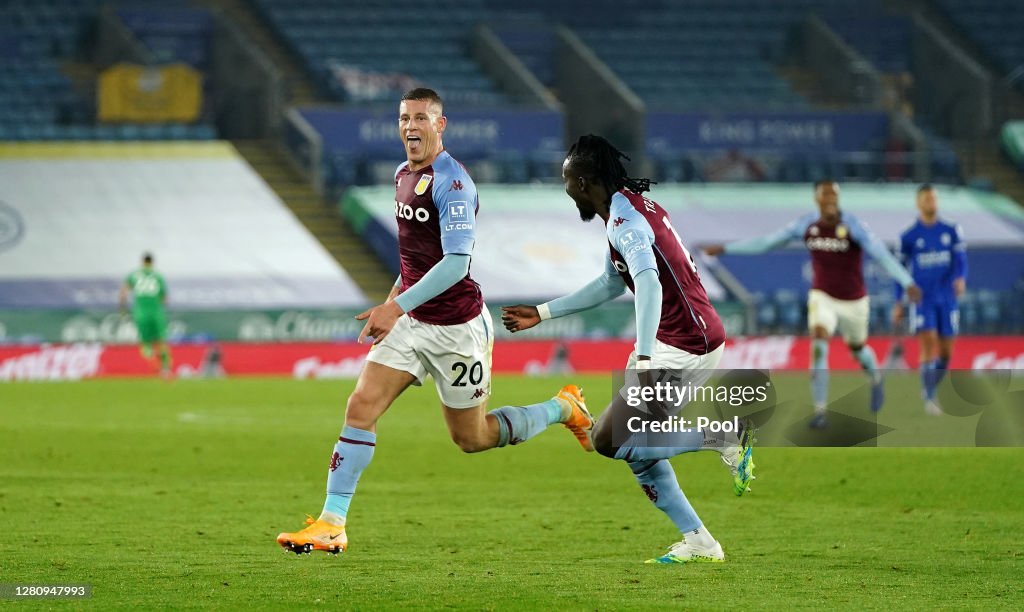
[414,175,433,195]
[836,224,848,239]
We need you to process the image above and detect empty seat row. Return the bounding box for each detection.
[0,123,217,142]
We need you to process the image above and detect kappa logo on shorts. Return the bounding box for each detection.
[414,175,433,195]
[471,388,486,399]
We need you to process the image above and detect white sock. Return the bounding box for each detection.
[684,524,716,547]
[318,511,346,526]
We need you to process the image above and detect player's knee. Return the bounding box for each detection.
[345,389,381,430]
[450,430,489,453]
[592,426,618,459]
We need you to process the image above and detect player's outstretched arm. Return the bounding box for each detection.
[501,259,628,334]
[952,224,967,297]
[500,305,541,333]
[849,215,920,302]
[704,216,808,256]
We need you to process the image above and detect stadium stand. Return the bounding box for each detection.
[489,23,558,89]
[252,0,514,107]
[823,13,913,75]
[0,0,216,141]
[2,0,1021,337]
[572,1,818,112]
[934,0,1024,81]
[116,6,213,70]
[255,0,858,113]
[259,0,964,188]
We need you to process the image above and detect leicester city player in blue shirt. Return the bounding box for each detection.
[891,184,967,415]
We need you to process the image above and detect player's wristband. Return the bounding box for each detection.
[537,303,552,321]
[635,359,652,370]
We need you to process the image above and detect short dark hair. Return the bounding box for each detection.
[142,252,153,264]
[401,87,443,111]
[565,134,653,194]
[814,179,836,190]
[917,183,935,194]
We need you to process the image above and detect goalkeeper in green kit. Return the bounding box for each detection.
[119,252,172,377]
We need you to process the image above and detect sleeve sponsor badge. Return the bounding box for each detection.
[448,201,470,223]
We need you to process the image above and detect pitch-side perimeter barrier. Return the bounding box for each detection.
[0,336,1021,381]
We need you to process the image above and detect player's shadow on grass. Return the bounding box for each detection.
[784,385,894,447]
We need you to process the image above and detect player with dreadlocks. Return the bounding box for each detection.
[502,135,755,564]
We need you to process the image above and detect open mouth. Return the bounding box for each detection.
[406,134,421,153]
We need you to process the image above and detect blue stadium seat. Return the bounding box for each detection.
[117,124,142,140]
[774,289,803,331]
[976,290,1003,333]
[958,292,979,333]
[754,294,778,332]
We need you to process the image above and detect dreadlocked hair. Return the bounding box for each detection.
[566,134,654,194]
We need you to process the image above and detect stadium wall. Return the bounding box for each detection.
[0,303,748,345]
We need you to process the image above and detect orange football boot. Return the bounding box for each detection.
[277,516,348,555]
[556,384,595,452]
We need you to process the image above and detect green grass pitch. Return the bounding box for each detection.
[1,374,1022,609]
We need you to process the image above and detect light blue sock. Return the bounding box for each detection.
[489,399,562,447]
[921,360,942,403]
[811,338,830,409]
[322,425,376,520]
[854,345,879,379]
[920,360,937,400]
[612,431,704,462]
[934,357,950,389]
[629,460,702,533]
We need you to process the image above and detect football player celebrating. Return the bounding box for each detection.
[276,89,594,555]
[704,180,921,428]
[503,135,754,564]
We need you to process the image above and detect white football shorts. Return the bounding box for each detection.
[807,289,869,345]
[366,307,494,409]
[620,340,726,415]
